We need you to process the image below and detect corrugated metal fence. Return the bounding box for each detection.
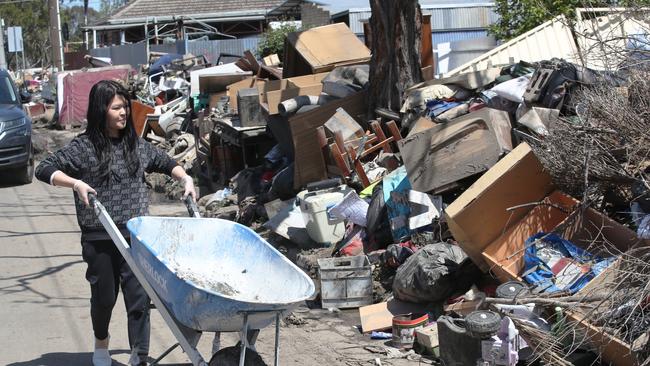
[89,37,260,69]
[187,38,260,65]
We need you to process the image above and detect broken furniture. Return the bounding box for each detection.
[290,91,368,189]
[210,116,274,184]
[283,23,372,78]
[318,119,402,187]
[398,107,513,194]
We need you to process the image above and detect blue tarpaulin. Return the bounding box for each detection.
[522,232,614,294]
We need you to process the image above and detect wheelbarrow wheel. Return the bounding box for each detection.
[208,344,267,366]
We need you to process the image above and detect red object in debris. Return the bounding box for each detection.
[261,171,275,183]
[469,99,486,112]
[155,92,166,106]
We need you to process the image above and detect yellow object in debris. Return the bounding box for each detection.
[359,181,380,199]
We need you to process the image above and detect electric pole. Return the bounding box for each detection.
[0,19,7,70]
[48,0,64,71]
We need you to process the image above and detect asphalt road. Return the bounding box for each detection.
[0,175,399,366]
[0,175,222,365]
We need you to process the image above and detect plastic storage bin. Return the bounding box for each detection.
[317,256,373,309]
[299,185,351,245]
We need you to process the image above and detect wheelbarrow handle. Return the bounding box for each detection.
[184,195,201,218]
[88,192,100,215]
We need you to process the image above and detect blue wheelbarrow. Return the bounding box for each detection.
[89,195,315,365]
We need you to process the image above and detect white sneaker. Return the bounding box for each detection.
[92,348,111,366]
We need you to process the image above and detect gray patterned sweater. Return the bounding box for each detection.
[35,134,177,240]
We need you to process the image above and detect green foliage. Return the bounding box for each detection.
[256,23,301,61]
[486,0,650,41]
[97,0,129,19]
[0,2,49,68]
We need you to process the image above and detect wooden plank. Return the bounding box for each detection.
[290,91,367,189]
[243,50,260,74]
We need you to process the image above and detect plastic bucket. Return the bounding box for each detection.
[392,313,428,349]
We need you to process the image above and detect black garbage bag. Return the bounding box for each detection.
[364,182,393,252]
[393,242,480,303]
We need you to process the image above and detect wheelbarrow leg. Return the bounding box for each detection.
[239,313,249,366]
[274,312,280,366]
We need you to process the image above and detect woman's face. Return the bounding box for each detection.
[105,95,128,138]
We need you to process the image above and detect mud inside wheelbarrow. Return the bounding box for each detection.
[126,216,315,331]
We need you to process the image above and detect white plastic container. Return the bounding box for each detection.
[299,185,351,245]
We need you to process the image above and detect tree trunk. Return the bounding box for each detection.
[368,0,423,121]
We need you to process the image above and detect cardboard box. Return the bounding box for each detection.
[445,143,553,271]
[445,142,646,366]
[261,72,328,115]
[226,77,266,113]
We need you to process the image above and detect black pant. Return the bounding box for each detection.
[82,238,150,358]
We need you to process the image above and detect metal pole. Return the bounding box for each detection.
[92,29,97,49]
[274,312,280,366]
[239,313,249,366]
[145,18,149,60]
[0,19,7,69]
[48,0,64,71]
[84,16,88,49]
[22,47,26,85]
[154,17,159,44]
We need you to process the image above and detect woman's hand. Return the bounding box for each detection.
[181,176,197,201]
[73,180,97,207]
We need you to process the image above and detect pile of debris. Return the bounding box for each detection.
[183,21,647,366]
[40,14,649,366]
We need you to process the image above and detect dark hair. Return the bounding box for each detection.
[84,80,140,182]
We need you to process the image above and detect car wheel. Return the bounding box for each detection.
[16,150,34,184]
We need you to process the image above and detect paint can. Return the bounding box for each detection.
[391,313,428,349]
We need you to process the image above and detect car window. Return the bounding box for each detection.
[0,76,17,104]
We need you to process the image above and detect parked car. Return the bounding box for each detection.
[0,69,33,184]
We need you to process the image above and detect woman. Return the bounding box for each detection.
[35,80,196,366]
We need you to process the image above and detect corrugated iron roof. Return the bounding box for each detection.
[107,0,285,22]
[344,5,497,34]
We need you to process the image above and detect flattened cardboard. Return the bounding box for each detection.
[359,298,427,333]
[444,143,553,271]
